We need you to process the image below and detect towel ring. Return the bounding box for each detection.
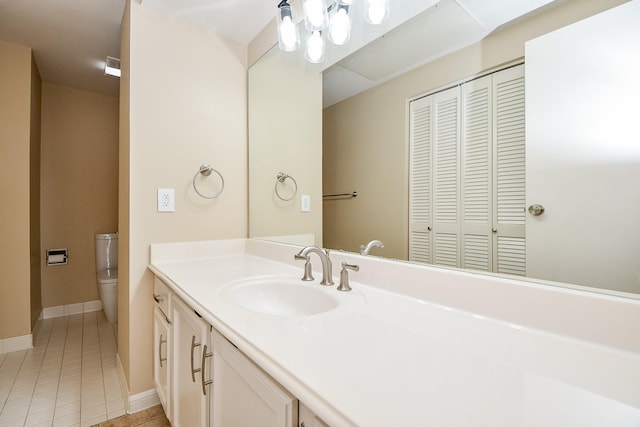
[275,172,297,201]
[193,164,224,199]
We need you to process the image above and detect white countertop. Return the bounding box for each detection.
[149,239,640,427]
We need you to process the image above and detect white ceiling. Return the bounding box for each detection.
[0,0,556,102]
[0,0,275,97]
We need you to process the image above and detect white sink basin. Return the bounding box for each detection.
[226,277,340,316]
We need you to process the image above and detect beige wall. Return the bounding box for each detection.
[248,48,323,244]
[30,53,42,328]
[40,84,119,308]
[120,0,248,394]
[322,0,629,259]
[118,0,132,394]
[0,41,36,339]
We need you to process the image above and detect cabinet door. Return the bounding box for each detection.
[172,297,211,427]
[298,402,329,427]
[211,330,297,427]
[153,307,171,422]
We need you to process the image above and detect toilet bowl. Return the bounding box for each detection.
[95,233,118,323]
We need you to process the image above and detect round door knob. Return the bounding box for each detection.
[427,226,432,231]
[528,204,545,216]
[492,227,497,233]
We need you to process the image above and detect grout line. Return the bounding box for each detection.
[0,311,128,426]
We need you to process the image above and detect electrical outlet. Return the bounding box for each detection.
[157,188,175,212]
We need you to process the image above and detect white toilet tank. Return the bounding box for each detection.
[95,233,118,271]
[95,233,118,323]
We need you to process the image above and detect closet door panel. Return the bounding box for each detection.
[432,86,461,268]
[409,95,433,264]
[493,65,526,276]
[461,75,493,272]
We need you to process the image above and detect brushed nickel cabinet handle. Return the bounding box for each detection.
[158,334,167,368]
[201,344,213,396]
[190,335,201,382]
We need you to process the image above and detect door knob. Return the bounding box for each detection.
[528,204,545,216]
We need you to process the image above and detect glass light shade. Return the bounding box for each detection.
[364,0,389,25]
[277,1,300,51]
[304,31,326,63]
[303,0,329,31]
[328,6,351,46]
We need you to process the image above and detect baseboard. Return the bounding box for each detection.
[115,353,160,414]
[0,333,33,354]
[129,389,161,414]
[42,300,103,319]
[116,353,130,414]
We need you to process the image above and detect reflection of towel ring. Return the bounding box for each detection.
[275,172,297,201]
[193,164,224,199]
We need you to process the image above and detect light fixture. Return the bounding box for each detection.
[277,0,300,51]
[302,0,329,31]
[304,30,326,63]
[328,4,351,45]
[364,0,389,25]
[277,0,389,63]
[104,56,121,78]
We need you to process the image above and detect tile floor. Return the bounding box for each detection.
[0,311,126,427]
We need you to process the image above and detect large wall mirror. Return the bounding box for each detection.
[249,0,640,297]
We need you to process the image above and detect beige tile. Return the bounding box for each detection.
[82,414,107,427]
[25,407,55,426]
[81,402,107,420]
[53,411,81,427]
[54,400,81,418]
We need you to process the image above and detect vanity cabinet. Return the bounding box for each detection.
[153,307,171,420]
[211,329,297,427]
[151,274,330,427]
[298,402,329,427]
[172,296,212,427]
[152,277,173,421]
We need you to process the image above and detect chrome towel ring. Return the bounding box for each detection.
[275,172,297,201]
[193,164,224,199]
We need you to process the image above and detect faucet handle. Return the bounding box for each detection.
[337,262,359,292]
[301,259,314,281]
[295,254,315,281]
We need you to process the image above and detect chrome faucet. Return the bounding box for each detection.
[294,246,334,286]
[360,239,384,255]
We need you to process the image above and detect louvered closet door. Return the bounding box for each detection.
[461,75,493,272]
[432,87,461,268]
[492,64,526,276]
[409,95,433,264]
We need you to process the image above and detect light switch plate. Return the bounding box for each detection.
[301,194,311,212]
[158,188,175,212]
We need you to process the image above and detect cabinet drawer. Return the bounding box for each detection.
[153,277,172,321]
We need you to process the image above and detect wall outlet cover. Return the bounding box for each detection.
[158,188,175,212]
[301,194,311,213]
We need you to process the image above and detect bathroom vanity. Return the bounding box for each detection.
[149,238,640,426]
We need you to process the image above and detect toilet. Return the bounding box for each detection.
[95,233,118,323]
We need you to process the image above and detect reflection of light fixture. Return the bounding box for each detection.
[277,0,389,64]
[104,56,121,78]
[277,0,300,51]
[364,0,389,25]
[303,0,329,31]
[328,4,351,45]
[304,31,325,63]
